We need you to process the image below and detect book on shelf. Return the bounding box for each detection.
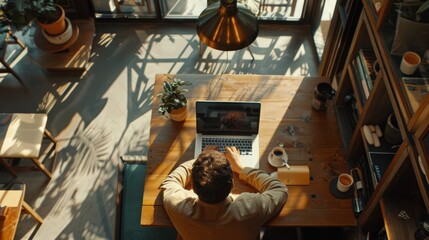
[351,59,368,105]
[358,155,374,203]
[361,79,370,99]
[367,152,396,186]
[354,56,370,99]
[358,49,377,89]
[402,77,429,112]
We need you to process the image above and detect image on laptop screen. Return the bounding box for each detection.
[196,101,261,135]
[194,101,261,169]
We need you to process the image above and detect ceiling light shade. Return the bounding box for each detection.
[196,0,259,51]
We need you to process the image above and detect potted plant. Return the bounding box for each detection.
[35,3,67,36]
[0,0,69,44]
[157,77,192,122]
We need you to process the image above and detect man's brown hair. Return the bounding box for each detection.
[192,150,233,204]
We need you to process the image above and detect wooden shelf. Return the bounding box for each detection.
[324,0,429,238]
[381,197,423,240]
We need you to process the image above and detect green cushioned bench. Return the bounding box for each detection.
[116,158,177,240]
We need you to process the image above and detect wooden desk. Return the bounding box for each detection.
[141,74,356,227]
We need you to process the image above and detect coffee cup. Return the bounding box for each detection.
[400,51,421,75]
[269,147,286,167]
[337,173,354,192]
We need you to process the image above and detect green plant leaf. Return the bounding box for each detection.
[158,78,192,115]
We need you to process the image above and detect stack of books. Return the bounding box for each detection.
[351,49,377,104]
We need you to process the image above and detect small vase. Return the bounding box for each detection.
[169,106,187,122]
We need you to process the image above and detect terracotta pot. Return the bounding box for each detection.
[36,4,67,36]
[169,106,187,122]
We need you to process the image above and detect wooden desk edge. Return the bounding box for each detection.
[141,205,357,227]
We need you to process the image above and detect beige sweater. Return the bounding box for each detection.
[161,160,288,240]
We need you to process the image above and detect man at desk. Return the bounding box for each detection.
[161,146,288,240]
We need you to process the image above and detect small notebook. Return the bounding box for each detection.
[276,165,310,185]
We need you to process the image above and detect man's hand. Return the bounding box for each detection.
[225,146,244,173]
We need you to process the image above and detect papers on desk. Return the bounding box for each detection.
[0,190,22,207]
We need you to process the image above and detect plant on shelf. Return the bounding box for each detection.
[157,76,192,122]
[1,0,54,32]
[0,0,68,44]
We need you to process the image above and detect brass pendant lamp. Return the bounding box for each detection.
[196,0,259,51]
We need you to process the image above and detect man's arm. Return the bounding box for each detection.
[225,146,288,222]
[239,167,288,218]
[160,159,195,190]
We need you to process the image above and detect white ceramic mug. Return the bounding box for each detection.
[270,146,286,167]
[337,173,354,192]
[400,51,421,75]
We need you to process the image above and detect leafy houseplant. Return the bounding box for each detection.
[0,0,69,45]
[157,77,191,122]
[1,0,53,32]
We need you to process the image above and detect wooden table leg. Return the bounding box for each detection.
[22,201,43,224]
[44,129,58,174]
[30,157,53,179]
[0,59,25,87]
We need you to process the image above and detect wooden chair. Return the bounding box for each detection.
[0,113,58,179]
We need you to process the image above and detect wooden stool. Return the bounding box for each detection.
[0,113,57,179]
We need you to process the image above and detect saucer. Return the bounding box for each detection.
[268,152,288,168]
[329,177,354,199]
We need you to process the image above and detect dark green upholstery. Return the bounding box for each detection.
[117,162,177,240]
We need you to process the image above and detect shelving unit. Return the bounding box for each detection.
[323,0,429,239]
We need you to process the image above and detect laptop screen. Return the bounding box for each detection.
[196,101,261,135]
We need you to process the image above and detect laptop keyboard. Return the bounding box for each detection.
[201,137,253,155]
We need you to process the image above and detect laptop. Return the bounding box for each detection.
[194,100,261,169]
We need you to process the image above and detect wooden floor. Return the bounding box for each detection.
[0,23,362,239]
